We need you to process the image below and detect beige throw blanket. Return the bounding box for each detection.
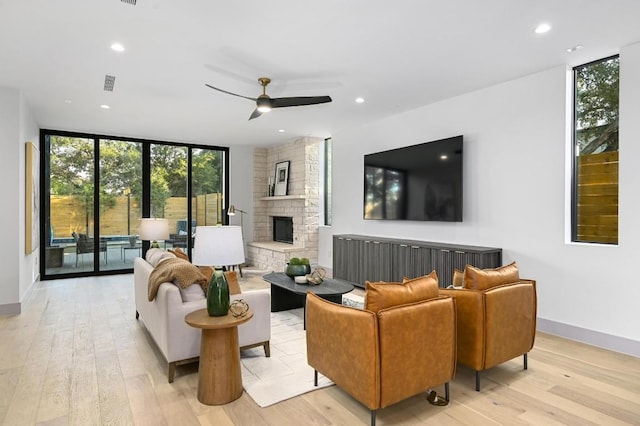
[148,258,207,301]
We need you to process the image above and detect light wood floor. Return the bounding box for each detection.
[1,273,639,425]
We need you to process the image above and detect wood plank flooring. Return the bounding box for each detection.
[0,273,638,425]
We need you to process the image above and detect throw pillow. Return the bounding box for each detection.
[452,268,464,287]
[462,261,519,291]
[168,247,189,261]
[364,270,439,313]
[225,270,242,295]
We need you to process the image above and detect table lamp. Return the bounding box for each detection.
[139,218,169,248]
[192,225,245,268]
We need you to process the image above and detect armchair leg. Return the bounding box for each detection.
[263,341,271,357]
[314,370,318,386]
[135,310,139,320]
[524,353,528,370]
[475,371,480,392]
[370,410,376,426]
[168,362,176,383]
[445,382,450,402]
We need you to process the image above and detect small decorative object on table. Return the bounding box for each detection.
[229,299,250,317]
[306,267,326,285]
[207,267,230,316]
[285,257,311,277]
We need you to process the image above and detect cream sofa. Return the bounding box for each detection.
[134,256,271,382]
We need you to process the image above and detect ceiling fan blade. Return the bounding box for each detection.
[205,84,256,101]
[271,96,332,108]
[248,108,262,120]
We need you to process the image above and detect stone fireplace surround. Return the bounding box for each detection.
[246,137,321,272]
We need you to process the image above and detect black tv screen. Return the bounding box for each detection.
[364,135,463,222]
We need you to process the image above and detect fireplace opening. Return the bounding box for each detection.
[273,216,293,244]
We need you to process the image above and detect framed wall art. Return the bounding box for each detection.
[25,141,40,254]
[274,160,290,196]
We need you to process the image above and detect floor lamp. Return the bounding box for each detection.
[227,205,247,239]
[227,206,247,276]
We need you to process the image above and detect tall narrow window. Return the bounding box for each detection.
[323,138,332,225]
[573,56,619,244]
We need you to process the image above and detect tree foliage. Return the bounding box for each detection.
[575,57,619,155]
[49,136,224,221]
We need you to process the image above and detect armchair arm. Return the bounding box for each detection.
[305,292,380,410]
[439,288,485,370]
[483,280,537,369]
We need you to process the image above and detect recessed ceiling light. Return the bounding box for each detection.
[355,97,365,103]
[534,23,551,34]
[440,154,448,160]
[100,104,110,109]
[566,45,584,53]
[278,129,285,133]
[111,43,125,52]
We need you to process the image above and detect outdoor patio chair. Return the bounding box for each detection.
[72,231,108,266]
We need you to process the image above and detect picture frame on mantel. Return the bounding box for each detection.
[274,160,290,196]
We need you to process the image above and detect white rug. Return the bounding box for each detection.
[240,308,334,407]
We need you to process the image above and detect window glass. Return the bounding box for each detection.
[573,55,619,244]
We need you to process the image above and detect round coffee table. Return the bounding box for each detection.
[185,308,253,405]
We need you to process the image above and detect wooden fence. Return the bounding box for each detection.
[576,151,618,244]
[50,193,223,240]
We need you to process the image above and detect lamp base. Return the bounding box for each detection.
[151,241,160,248]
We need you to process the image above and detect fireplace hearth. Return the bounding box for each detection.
[273,216,293,244]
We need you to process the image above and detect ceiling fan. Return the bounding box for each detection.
[205,77,332,120]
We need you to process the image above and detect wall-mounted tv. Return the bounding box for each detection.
[364,135,463,222]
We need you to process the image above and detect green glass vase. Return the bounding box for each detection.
[207,268,230,317]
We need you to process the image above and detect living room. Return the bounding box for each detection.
[2,1,640,425]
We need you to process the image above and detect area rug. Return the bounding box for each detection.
[240,308,334,407]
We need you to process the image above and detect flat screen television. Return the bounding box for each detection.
[364,135,463,222]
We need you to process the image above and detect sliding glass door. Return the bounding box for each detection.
[41,130,228,279]
[98,139,143,270]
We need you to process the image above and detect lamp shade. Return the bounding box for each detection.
[139,218,169,241]
[192,226,245,266]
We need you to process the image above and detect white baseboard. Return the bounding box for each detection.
[537,317,640,357]
[0,302,20,315]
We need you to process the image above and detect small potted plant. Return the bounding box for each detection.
[285,257,311,277]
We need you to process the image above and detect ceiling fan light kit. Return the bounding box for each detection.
[205,77,332,120]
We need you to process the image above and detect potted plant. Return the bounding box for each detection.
[285,257,311,277]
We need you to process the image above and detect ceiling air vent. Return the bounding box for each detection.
[121,0,136,5]
[104,75,116,92]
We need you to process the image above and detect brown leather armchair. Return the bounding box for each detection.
[440,267,536,391]
[306,291,457,426]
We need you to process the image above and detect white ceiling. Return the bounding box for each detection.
[1,0,639,147]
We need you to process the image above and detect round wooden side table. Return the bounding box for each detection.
[185,308,253,405]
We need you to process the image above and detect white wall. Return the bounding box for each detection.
[229,145,254,243]
[0,87,39,314]
[324,45,640,355]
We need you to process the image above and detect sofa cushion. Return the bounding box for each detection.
[365,270,439,313]
[178,282,206,301]
[463,262,519,291]
[146,248,176,267]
